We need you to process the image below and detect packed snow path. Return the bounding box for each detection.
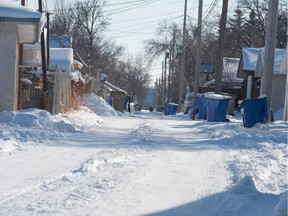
[0,108,286,216]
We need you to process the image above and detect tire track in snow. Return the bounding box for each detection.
[0,147,153,216]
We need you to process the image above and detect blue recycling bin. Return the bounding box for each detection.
[165,103,178,115]
[196,96,207,119]
[240,97,269,128]
[106,98,112,106]
[205,96,230,121]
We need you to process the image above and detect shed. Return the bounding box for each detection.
[104,81,127,113]
[0,1,45,112]
[237,47,286,113]
[237,48,260,78]
[255,48,286,113]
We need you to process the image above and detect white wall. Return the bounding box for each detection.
[0,23,19,112]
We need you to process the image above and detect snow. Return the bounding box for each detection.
[242,48,260,71]
[0,93,287,216]
[241,48,286,76]
[0,1,44,20]
[50,48,74,71]
[203,92,231,100]
[255,48,286,77]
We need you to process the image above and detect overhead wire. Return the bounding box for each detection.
[107,0,161,15]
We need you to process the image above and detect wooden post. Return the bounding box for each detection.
[260,0,279,122]
[17,0,26,110]
[38,0,49,111]
[215,0,229,94]
[193,0,203,107]
[178,0,188,112]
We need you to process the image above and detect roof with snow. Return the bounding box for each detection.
[50,48,73,71]
[242,48,260,72]
[223,57,240,80]
[237,47,286,78]
[255,48,286,77]
[104,81,127,94]
[0,1,45,43]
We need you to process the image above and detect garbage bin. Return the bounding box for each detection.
[240,97,268,128]
[205,94,231,121]
[165,103,178,115]
[106,98,112,106]
[196,96,207,119]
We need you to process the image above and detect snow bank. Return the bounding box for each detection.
[0,107,103,153]
[83,94,119,116]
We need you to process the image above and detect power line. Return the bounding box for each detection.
[108,0,160,15]
[108,15,182,32]
[111,9,183,24]
[106,0,157,6]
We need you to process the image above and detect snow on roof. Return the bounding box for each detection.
[50,48,73,71]
[242,48,260,72]
[104,81,127,94]
[223,57,240,80]
[64,70,85,83]
[255,48,287,77]
[0,1,43,20]
[73,60,83,69]
[0,1,45,43]
[238,47,286,78]
[204,92,231,100]
[255,48,286,77]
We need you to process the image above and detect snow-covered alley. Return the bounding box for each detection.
[0,96,287,216]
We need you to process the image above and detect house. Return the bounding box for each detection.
[237,47,286,114]
[0,1,45,112]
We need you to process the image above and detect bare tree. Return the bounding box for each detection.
[72,0,110,74]
[114,56,151,105]
[144,21,184,103]
[226,0,287,56]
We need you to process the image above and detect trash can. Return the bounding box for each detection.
[240,97,268,128]
[205,94,231,121]
[106,98,112,106]
[165,103,178,115]
[196,96,207,119]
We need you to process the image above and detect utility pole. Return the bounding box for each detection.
[260,0,279,122]
[161,61,164,104]
[215,0,229,94]
[171,31,176,102]
[193,0,203,107]
[46,12,53,70]
[17,0,25,110]
[164,53,167,103]
[168,55,171,103]
[38,0,49,111]
[178,0,188,112]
